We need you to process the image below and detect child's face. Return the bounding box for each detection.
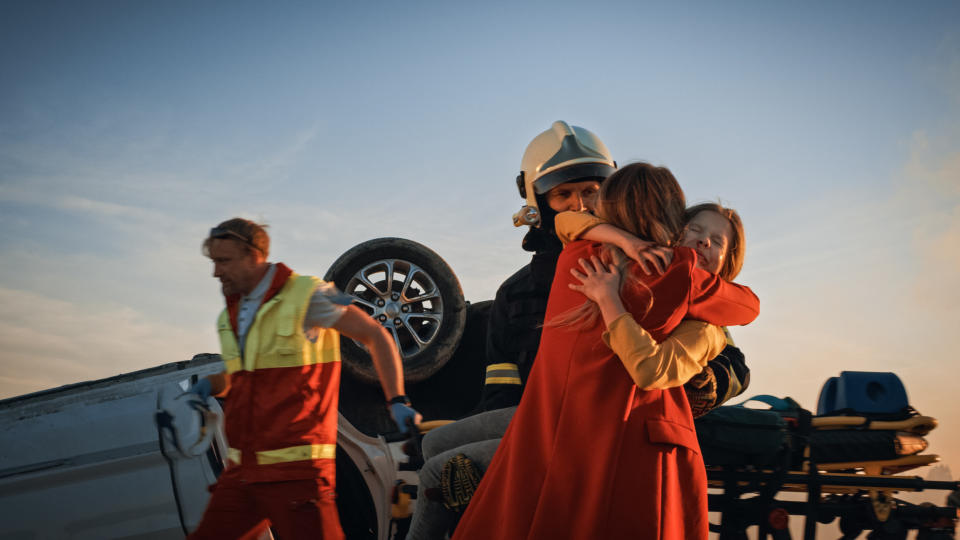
[680,211,733,275]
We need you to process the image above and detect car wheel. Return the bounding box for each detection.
[324,237,467,384]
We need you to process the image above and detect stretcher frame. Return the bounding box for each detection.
[705,413,959,539]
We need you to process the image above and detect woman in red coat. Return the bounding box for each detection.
[452,163,759,540]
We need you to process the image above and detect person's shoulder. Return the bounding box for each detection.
[291,274,323,289]
[704,323,728,345]
[558,239,599,261]
[497,263,535,294]
[630,246,696,286]
[660,246,697,276]
[676,319,715,333]
[566,238,597,251]
[671,246,697,263]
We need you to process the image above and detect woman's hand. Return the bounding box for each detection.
[568,256,632,327]
[569,256,621,305]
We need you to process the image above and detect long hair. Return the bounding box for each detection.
[598,163,686,246]
[683,203,745,281]
[549,162,687,330]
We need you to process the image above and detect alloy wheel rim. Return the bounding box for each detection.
[344,258,443,359]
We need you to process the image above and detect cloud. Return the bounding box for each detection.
[57,195,160,220]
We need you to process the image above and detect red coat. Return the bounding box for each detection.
[453,241,759,540]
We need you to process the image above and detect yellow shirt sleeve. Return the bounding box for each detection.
[601,316,726,390]
[555,211,604,245]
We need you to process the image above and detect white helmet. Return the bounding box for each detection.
[512,121,616,228]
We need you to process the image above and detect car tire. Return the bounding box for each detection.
[324,237,467,384]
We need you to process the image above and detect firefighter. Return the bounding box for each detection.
[407,121,616,539]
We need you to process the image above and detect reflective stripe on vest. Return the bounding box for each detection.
[485,362,521,385]
[227,444,337,465]
[217,274,340,374]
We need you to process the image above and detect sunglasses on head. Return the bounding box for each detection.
[209,226,261,252]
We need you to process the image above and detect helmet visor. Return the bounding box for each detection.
[533,162,616,195]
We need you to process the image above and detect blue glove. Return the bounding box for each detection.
[190,378,212,401]
[389,402,420,435]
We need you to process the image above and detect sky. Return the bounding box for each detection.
[1,0,959,502]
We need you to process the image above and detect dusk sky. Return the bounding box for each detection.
[2,0,958,497]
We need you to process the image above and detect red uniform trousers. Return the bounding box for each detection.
[187,467,344,540]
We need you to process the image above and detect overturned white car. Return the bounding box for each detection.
[0,238,488,540]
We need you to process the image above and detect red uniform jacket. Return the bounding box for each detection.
[221,264,340,484]
[453,241,760,540]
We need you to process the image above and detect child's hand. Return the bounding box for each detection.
[569,256,621,305]
[619,237,673,275]
[578,223,673,274]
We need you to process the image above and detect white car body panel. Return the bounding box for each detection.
[0,355,401,540]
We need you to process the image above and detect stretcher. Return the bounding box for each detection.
[700,378,959,540]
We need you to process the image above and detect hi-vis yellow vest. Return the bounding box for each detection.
[217,274,340,374]
[217,272,343,483]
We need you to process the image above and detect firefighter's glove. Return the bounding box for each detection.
[684,367,718,418]
[388,400,421,435]
[190,378,213,401]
